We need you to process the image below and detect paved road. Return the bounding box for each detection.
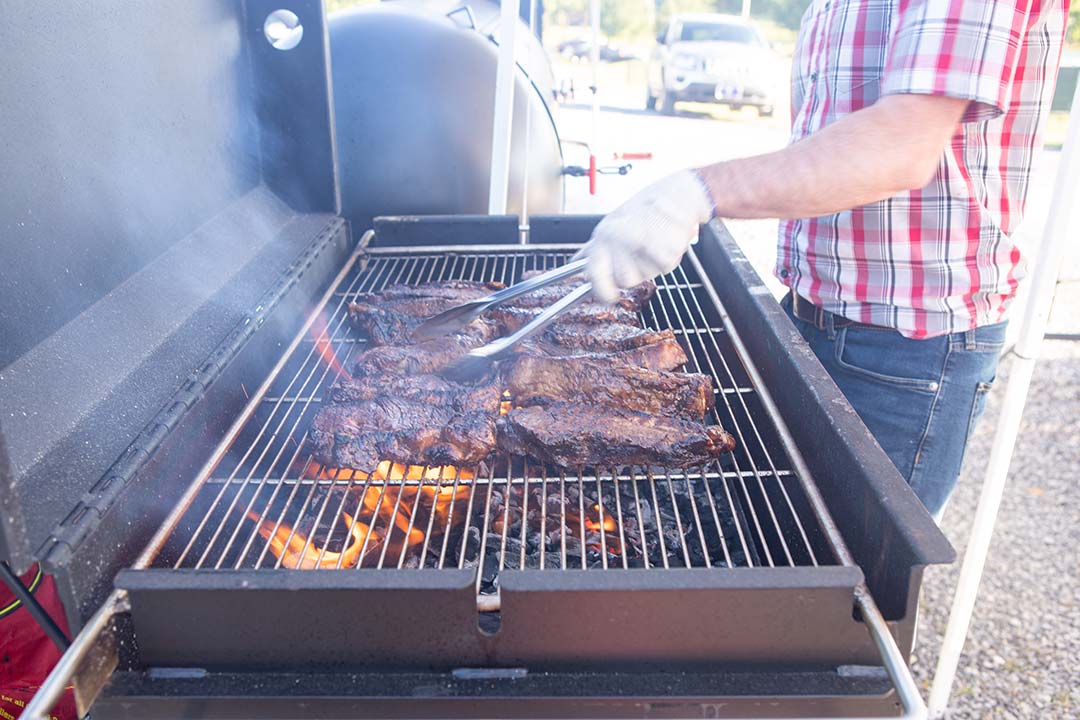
[554,97,1080,718]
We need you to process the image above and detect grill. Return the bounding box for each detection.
[4,2,953,716]
[16,217,955,719]
[153,245,830,592]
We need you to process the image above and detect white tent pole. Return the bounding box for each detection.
[519,0,537,244]
[927,79,1080,719]
[488,0,519,215]
[742,0,752,19]
[590,0,600,152]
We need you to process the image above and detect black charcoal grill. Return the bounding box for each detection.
[18,219,954,720]
[1,3,953,718]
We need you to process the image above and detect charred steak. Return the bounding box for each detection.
[503,353,714,419]
[498,404,736,468]
[348,280,504,345]
[311,276,733,471]
[514,270,656,312]
[311,376,502,471]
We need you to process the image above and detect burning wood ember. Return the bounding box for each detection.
[250,462,753,583]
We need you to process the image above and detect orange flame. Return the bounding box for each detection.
[257,461,474,568]
[299,459,476,483]
[246,509,376,569]
[309,312,352,382]
[584,503,616,533]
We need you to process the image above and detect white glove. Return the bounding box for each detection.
[582,170,714,304]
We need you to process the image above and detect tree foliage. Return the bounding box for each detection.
[571,0,814,38]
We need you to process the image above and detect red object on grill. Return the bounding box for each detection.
[0,565,76,720]
[588,154,597,195]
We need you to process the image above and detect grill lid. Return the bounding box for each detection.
[0,0,339,573]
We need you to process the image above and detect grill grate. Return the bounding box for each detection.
[152,246,835,596]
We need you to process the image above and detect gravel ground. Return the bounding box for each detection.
[911,339,1080,719]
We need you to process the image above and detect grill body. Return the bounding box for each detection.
[86,215,952,717]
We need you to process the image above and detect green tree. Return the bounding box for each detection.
[601,0,653,40]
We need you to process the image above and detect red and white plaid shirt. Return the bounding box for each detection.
[778,0,1069,338]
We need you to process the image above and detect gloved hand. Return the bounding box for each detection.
[581,170,714,303]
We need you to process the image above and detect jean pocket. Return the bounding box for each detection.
[833,327,941,393]
[963,382,994,447]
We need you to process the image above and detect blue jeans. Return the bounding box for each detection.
[780,294,1006,515]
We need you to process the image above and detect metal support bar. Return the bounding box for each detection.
[487,0,518,214]
[519,0,538,244]
[0,561,70,653]
[589,0,600,165]
[927,80,1080,719]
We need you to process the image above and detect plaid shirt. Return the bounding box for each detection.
[778,0,1069,338]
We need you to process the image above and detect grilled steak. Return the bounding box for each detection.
[374,280,505,302]
[350,332,494,377]
[329,371,502,405]
[519,331,688,372]
[486,304,639,334]
[311,277,730,473]
[503,353,713,419]
[498,404,736,468]
[311,376,502,470]
[515,270,656,312]
[348,301,499,346]
[348,280,503,345]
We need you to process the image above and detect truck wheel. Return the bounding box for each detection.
[658,90,675,116]
[646,92,657,111]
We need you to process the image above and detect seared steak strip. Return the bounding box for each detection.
[498,404,736,469]
[503,353,713,419]
[310,277,734,472]
[485,304,640,334]
[350,329,500,377]
[311,376,502,471]
[515,271,657,312]
[348,280,504,346]
[519,332,688,372]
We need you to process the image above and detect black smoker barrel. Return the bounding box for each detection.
[328,1,565,229]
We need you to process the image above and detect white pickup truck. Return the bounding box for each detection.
[647,12,779,117]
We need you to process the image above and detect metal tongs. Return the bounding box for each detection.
[410,258,592,382]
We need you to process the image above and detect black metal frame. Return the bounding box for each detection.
[0,562,69,652]
[95,668,900,719]
[66,215,952,718]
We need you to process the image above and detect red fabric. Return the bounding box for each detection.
[0,565,76,720]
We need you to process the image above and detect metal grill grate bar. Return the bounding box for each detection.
[155,246,833,590]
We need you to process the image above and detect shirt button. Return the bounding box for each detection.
[928,382,940,392]
[810,72,818,82]
[779,268,790,279]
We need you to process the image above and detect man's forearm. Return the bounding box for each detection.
[696,94,969,220]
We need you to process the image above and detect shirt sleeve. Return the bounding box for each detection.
[880,0,1034,123]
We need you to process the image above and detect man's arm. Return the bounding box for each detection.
[581,93,970,302]
[697,93,969,220]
